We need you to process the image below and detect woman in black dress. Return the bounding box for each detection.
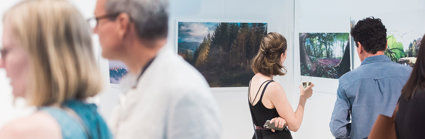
[248,32,314,139]
[396,35,425,139]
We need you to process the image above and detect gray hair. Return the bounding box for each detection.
[106,0,169,40]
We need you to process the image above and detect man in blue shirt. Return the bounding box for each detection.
[329,17,412,139]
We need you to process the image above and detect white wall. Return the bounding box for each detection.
[167,1,295,139]
[292,0,425,139]
[0,0,424,139]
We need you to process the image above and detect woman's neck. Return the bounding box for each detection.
[256,73,273,80]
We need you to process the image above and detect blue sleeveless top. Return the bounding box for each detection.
[40,100,113,139]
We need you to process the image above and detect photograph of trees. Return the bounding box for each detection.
[178,22,267,87]
[109,60,128,84]
[299,33,351,79]
[385,34,422,67]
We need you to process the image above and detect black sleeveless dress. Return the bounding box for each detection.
[395,90,425,139]
[248,80,292,139]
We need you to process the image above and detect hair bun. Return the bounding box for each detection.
[262,49,270,56]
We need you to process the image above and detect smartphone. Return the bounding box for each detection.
[263,120,285,131]
[302,81,311,88]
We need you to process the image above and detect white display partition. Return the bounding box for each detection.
[293,0,351,137]
[0,0,423,138]
[169,1,295,138]
[211,87,246,93]
[292,0,425,138]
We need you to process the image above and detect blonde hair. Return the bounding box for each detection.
[251,32,287,76]
[4,0,103,107]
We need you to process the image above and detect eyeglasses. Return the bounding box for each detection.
[0,47,11,61]
[87,13,120,29]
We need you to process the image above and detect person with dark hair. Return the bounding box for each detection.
[249,32,314,139]
[395,35,425,138]
[329,17,412,139]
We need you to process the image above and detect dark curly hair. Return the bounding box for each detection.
[351,17,387,54]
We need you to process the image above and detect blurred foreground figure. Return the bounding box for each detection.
[92,0,222,138]
[0,0,112,139]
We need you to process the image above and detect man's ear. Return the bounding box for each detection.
[357,42,364,54]
[385,40,388,50]
[116,13,131,38]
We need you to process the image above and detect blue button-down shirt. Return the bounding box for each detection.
[330,55,412,139]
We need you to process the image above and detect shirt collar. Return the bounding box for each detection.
[361,55,391,65]
[132,57,156,88]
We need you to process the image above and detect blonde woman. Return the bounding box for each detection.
[0,0,111,139]
[249,32,314,139]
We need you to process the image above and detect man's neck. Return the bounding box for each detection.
[122,39,167,75]
[361,51,385,62]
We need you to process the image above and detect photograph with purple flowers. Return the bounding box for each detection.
[299,33,351,79]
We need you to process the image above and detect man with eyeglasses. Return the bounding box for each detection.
[92,0,222,138]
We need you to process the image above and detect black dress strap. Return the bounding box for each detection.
[248,80,274,139]
[258,80,274,102]
[249,80,272,105]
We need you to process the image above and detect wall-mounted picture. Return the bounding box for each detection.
[299,33,351,79]
[385,33,422,67]
[109,60,128,84]
[178,21,267,87]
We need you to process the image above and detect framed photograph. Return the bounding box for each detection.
[299,32,351,79]
[109,60,128,84]
[177,21,268,87]
[385,33,422,67]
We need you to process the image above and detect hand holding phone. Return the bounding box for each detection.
[263,120,285,131]
[302,81,311,88]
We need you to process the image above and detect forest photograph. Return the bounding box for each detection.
[299,33,351,79]
[178,22,267,87]
[109,60,128,84]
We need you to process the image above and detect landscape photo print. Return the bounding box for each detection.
[299,33,351,79]
[109,60,128,84]
[178,21,267,87]
[385,33,422,67]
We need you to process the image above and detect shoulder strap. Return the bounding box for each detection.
[258,80,274,101]
[249,80,272,105]
[248,80,273,139]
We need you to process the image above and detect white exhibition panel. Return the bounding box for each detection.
[293,0,425,138]
[0,0,423,139]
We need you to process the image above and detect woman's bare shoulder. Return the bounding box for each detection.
[0,112,61,139]
[267,81,285,93]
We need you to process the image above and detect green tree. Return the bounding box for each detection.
[385,35,405,62]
